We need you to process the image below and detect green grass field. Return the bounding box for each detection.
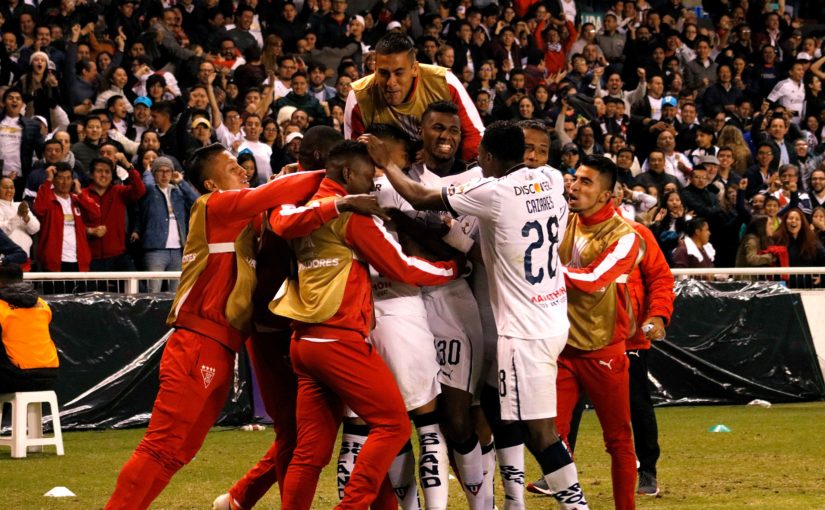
[3,402,825,509]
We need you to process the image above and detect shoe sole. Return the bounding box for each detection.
[526,483,554,496]
[638,488,661,497]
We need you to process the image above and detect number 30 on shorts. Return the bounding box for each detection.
[436,339,461,366]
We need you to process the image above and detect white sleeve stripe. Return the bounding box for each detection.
[371,216,455,277]
[278,202,321,216]
[564,233,636,282]
[445,71,486,134]
[344,90,358,139]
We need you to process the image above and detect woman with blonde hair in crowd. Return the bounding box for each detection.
[717,125,753,174]
[261,35,284,76]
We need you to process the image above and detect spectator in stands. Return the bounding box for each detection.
[773,164,813,217]
[746,143,778,198]
[681,164,722,227]
[772,208,825,286]
[736,215,776,268]
[765,195,782,236]
[238,113,272,182]
[0,88,43,193]
[33,163,97,272]
[0,176,38,259]
[136,157,198,293]
[80,156,145,271]
[768,61,807,124]
[811,207,825,246]
[70,115,106,175]
[673,217,715,268]
[809,169,825,209]
[650,190,690,265]
[273,70,328,126]
[0,262,58,393]
[637,149,680,196]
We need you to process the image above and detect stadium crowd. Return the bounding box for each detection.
[0,0,825,275]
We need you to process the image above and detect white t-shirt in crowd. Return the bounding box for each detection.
[238,140,273,182]
[160,186,181,249]
[442,165,570,339]
[55,195,77,263]
[0,117,23,175]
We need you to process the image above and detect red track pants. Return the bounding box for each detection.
[281,337,411,510]
[229,330,298,508]
[556,349,637,510]
[105,329,235,510]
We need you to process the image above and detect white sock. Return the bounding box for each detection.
[453,436,485,510]
[481,441,496,509]
[389,441,421,510]
[497,445,525,510]
[337,423,369,500]
[540,442,588,510]
[416,418,449,510]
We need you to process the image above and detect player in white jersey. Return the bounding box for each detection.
[360,121,590,510]
[335,124,451,510]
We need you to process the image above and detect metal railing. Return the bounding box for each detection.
[19,268,825,294]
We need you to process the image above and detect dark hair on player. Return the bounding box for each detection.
[375,31,415,56]
[366,123,412,155]
[187,143,227,194]
[580,154,619,191]
[422,100,459,123]
[299,125,345,170]
[480,121,525,164]
[326,140,371,182]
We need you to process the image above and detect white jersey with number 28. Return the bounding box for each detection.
[442,165,569,339]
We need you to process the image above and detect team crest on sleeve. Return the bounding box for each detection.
[447,178,492,196]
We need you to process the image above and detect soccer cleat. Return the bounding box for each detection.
[525,477,554,496]
[212,493,243,510]
[637,471,660,497]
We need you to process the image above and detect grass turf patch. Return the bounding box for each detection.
[2,402,824,509]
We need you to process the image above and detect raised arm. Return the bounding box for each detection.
[270,194,389,239]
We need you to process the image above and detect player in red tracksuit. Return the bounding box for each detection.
[625,220,675,496]
[104,144,385,510]
[269,141,460,510]
[557,156,643,510]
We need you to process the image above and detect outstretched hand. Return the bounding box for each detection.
[357,134,391,169]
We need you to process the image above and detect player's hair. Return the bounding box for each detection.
[187,143,227,194]
[580,154,619,191]
[686,217,708,237]
[480,121,524,164]
[422,100,459,123]
[326,140,371,181]
[366,123,412,159]
[375,31,415,56]
[0,263,23,286]
[518,119,548,134]
[300,126,345,170]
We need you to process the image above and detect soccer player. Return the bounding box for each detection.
[105,144,384,510]
[212,126,349,510]
[344,31,485,161]
[360,121,590,510]
[557,155,644,510]
[269,141,461,510]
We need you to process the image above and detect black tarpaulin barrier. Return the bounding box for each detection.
[648,280,825,406]
[45,293,251,430]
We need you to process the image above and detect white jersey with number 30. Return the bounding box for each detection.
[442,165,569,339]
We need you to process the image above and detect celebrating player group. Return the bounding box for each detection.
[104,32,674,510]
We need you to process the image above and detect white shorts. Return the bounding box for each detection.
[423,280,484,396]
[497,334,567,421]
[368,311,441,411]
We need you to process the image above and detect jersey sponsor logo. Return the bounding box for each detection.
[530,287,567,305]
[181,253,196,264]
[513,180,552,196]
[298,257,340,271]
[598,358,615,370]
[244,257,257,269]
[200,365,216,388]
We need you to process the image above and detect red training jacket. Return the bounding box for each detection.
[625,220,676,351]
[173,170,327,352]
[81,167,146,260]
[34,181,100,272]
[270,178,458,343]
